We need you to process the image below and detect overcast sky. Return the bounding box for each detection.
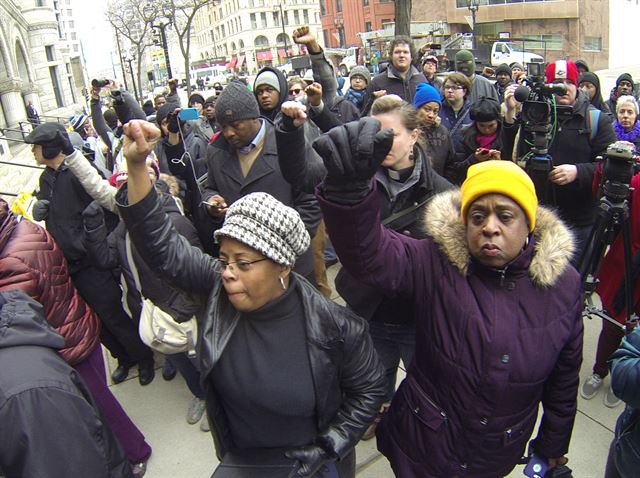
[74,0,117,77]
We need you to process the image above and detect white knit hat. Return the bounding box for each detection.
[254,70,281,93]
[214,192,310,267]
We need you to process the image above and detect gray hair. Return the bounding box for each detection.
[616,95,639,116]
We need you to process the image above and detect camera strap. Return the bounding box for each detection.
[586,108,600,143]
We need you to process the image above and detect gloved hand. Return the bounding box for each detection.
[285,445,333,478]
[81,200,105,231]
[167,112,181,134]
[32,199,50,221]
[312,117,394,204]
[54,130,75,156]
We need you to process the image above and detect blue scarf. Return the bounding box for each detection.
[344,88,366,109]
[614,120,640,142]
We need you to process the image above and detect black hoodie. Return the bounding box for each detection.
[254,66,289,121]
[0,290,133,478]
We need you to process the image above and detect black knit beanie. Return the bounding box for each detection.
[214,81,260,125]
[470,97,501,122]
[617,73,634,87]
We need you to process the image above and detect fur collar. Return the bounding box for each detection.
[423,190,574,287]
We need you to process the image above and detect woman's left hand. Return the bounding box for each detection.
[285,445,332,477]
[549,456,569,468]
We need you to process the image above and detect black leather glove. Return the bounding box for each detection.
[285,445,333,478]
[167,112,181,134]
[312,117,394,205]
[32,199,50,221]
[54,130,75,156]
[81,200,105,231]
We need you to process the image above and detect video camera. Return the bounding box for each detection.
[598,140,640,203]
[514,62,567,127]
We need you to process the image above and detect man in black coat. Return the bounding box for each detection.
[360,36,427,116]
[27,123,155,385]
[202,82,321,279]
[0,290,133,478]
[502,60,617,261]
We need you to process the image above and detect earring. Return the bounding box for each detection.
[279,277,287,290]
[408,150,415,162]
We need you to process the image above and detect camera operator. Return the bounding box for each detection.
[503,60,616,258]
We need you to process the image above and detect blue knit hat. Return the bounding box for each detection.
[413,82,442,109]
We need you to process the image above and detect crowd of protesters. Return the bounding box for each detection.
[2,23,640,478]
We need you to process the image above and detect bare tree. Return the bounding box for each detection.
[395,0,411,37]
[163,0,213,94]
[106,0,154,100]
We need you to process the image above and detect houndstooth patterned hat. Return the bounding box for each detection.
[214,192,310,267]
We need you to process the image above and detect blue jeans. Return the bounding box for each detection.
[368,321,416,402]
[167,352,205,400]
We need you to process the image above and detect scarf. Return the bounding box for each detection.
[476,131,498,150]
[614,120,640,142]
[344,88,366,109]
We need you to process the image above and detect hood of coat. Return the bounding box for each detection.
[0,289,65,351]
[423,189,574,287]
[157,173,180,198]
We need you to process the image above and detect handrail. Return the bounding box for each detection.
[0,160,44,170]
[0,191,18,197]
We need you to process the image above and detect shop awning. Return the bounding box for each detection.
[228,56,238,68]
[277,49,286,58]
[256,50,272,61]
[237,55,245,69]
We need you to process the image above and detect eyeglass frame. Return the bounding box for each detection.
[289,88,303,95]
[214,257,268,273]
[444,85,465,91]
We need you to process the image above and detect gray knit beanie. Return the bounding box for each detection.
[254,71,281,93]
[214,192,310,267]
[214,81,260,125]
[349,66,371,84]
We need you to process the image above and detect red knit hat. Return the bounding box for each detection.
[545,60,579,85]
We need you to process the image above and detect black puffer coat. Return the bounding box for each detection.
[116,186,387,469]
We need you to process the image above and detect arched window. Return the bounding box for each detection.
[254,35,269,47]
[276,33,290,46]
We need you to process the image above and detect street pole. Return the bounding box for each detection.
[128,58,139,101]
[158,23,173,80]
[278,3,289,61]
[468,0,479,51]
[114,32,129,91]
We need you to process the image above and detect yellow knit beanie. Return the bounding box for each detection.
[460,160,538,232]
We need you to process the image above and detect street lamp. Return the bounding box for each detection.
[275,3,289,62]
[468,0,480,50]
[126,47,140,102]
[143,3,173,80]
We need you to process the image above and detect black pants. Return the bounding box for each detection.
[72,265,153,366]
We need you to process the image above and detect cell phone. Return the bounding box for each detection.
[477,148,490,155]
[523,455,549,478]
[201,200,224,209]
[178,107,199,121]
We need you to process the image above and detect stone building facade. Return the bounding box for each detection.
[193,0,323,75]
[0,0,85,129]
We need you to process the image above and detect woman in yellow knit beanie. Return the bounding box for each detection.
[316,119,582,477]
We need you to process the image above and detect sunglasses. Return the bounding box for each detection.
[289,88,302,95]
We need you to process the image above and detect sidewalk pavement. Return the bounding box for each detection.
[107,264,621,478]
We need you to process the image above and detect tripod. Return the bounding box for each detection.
[579,189,638,334]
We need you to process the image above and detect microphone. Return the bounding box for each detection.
[514,85,532,103]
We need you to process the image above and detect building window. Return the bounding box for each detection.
[365,21,372,31]
[68,20,74,28]
[45,45,55,62]
[294,10,300,24]
[36,0,46,5]
[381,18,391,25]
[338,26,345,47]
[303,9,309,24]
[319,0,326,15]
[260,12,267,28]
[71,32,77,40]
[583,36,602,52]
[363,0,369,5]
[49,66,64,107]
[523,33,564,51]
[250,13,257,29]
[273,11,280,27]
[284,10,289,25]
[336,0,342,12]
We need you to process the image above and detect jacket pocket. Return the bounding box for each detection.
[405,374,448,431]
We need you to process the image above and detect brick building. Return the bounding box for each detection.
[320,0,395,48]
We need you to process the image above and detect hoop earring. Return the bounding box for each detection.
[279,277,287,290]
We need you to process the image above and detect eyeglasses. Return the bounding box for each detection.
[214,258,268,273]
[444,85,464,91]
[289,88,302,95]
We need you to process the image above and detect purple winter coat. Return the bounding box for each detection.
[319,187,584,477]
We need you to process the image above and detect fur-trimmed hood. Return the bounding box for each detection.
[423,189,574,287]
